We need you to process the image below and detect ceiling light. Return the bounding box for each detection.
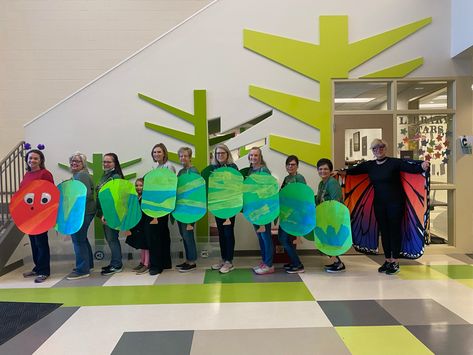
[334,98,376,103]
[419,103,447,109]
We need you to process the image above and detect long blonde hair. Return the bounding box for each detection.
[211,144,234,165]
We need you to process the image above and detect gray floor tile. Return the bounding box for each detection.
[0,307,78,355]
[407,324,473,355]
[191,328,350,355]
[447,254,473,264]
[154,268,205,285]
[53,272,112,288]
[377,299,469,325]
[318,300,400,326]
[112,330,193,355]
[251,268,302,283]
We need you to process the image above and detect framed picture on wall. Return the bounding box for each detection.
[362,136,367,156]
[349,138,353,157]
[353,131,360,151]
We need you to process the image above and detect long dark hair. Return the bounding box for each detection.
[104,153,124,178]
[25,149,46,171]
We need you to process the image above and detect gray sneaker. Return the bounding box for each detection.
[219,262,234,274]
[34,275,49,283]
[101,266,123,276]
[66,272,90,280]
[211,262,224,270]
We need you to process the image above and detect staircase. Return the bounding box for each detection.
[0,142,26,274]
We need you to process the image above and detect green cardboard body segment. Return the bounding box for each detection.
[243,172,279,225]
[142,168,178,218]
[279,182,315,236]
[98,179,141,231]
[208,167,243,219]
[172,173,207,223]
[55,180,87,235]
[314,200,352,256]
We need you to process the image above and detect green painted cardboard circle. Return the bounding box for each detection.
[172,172,207,224]
[208,167,243,219]
[243,172,279,225]
[314,200,352,256]
[279,183,315,236]
[142,168,178,218]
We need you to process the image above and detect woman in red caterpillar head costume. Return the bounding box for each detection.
[338,138,429,275]
[20,149,54,284]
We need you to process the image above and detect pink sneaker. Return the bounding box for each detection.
[255,264,275,275]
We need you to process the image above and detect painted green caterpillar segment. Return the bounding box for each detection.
[142,168,178,218]
[98,179,141,231]
[55,180,87,235]
[314,200,352,256]
[172,173,207,224]
[243,172,279,225]
[208,167,243,219]
[279,182,316,236]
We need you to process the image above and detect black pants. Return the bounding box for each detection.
[146,215,171,271]
[29,232,50,276]
[374,202,404,259]
[215,216,236,262]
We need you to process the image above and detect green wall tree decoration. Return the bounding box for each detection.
[243,16,431,165]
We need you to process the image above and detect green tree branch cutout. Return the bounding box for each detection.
[243,16,431,165]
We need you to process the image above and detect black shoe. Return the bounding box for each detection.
[179,264,196,273]
[164,264,172,270]
[386,262,400,275]
[176,262,188,269]
[283,263,292,270]
[286,264,305,274]
[101,266,122,276]
[149,268,163,276]
[325,262,346,273]
[378,261,390,273]
[101,265,111,271]
[325,257,341,268]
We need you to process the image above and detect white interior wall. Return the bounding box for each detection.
[0,0,213,157]
[18,0,473,252]
[451,0,473,56]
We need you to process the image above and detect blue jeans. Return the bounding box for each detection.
[278,227,302,267]
[254,223,273,267]
[71,213,95,274]
[103,223,122,268]
[178,221,197,262]
[29,232,50,276]
[215,217,235,263]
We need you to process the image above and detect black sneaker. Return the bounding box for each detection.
[378,261,390,273]
[101,265,111,271]
[386,262,400,275]
[286,264,305,274]
[132,263,145,271]
[101,266,122,276]
[149,268,163,276]
[176,262,188,269]
[179,264,196,273]
[283,263,292,270]
[324,257,341,268]
[325,262,346,273]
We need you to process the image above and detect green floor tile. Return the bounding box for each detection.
[335,325,433,355]
[204,268,254,284]
[396,265,448,280]
[0,282,314,307]
[430,265,473,279]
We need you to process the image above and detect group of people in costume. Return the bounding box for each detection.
[15,137,429,283]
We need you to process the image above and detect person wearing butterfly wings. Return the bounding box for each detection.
[338,138,429,275]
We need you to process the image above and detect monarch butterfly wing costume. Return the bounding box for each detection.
[344,169,430,259]
[399,169,430,259]
[343,174,379,254]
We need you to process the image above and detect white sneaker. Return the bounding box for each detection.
[252,262,264,272]
[219,262,234,274]
[254,264,275,275]
[211,262,224,270]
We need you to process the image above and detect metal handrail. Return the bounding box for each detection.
[0,141,25,235]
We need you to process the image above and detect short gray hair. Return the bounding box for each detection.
[69,152,89,171]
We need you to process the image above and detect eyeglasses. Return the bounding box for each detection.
[70,160,82,164]
[372,145,386,150]
[215,152,227,155]
[286,163,297,166]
